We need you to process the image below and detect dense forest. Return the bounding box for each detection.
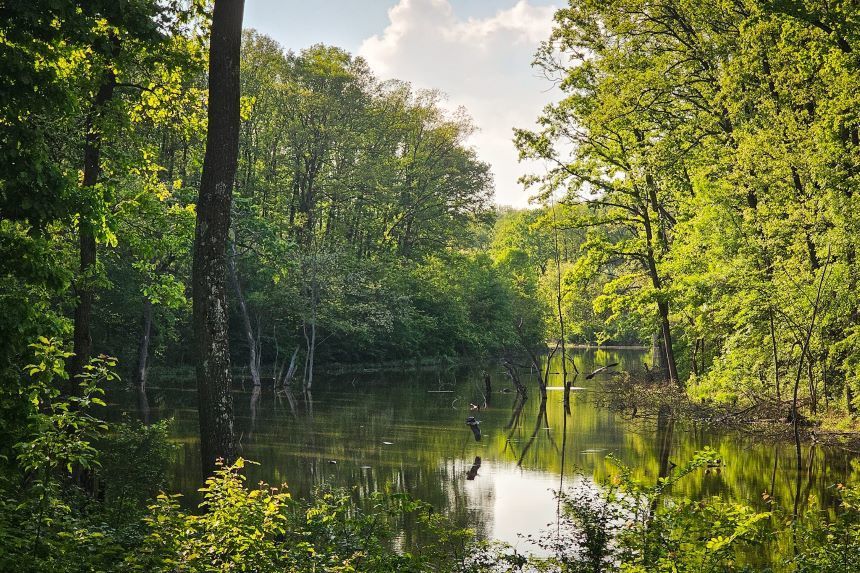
[2,0,860,571]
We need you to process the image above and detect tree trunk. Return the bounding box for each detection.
[502,360,528,399]
[770,308,781,402]
[651,332,664,372]
[229,242,261,386]
[639,185,679,387]
[657,300,680,386]
[192,0,244,473]
[281,346,299,389]
[134,298,153,387]
[302,249,318,392]
[551,204,570,407]
[303,319,316,392]
[70,48,117,382]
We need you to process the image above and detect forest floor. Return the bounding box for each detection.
[594,373,860,453]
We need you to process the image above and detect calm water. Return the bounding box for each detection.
[107,349,858,556]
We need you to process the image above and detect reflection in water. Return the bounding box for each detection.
[517,399,549,467]
[556,385,570,553]
[303,390,314,420]
[656,405,675,480]
[504,396,526,432]
[137,382,150,425]
[105,348,858,561]
[647,405,676,527]
[248,384,261,439]
[275,386,299,418]
[466,456,481,480]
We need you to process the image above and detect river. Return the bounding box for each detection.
[106,348,857,562]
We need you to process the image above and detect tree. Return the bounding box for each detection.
[518,0,860,418]
[193,0,244,472]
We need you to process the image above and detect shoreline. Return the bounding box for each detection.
[594,373,860,453]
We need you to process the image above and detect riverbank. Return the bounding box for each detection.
[595,373,860,453]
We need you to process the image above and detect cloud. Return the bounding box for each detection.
[359,0,558,208]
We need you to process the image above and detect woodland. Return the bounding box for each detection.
[1,0,860,571]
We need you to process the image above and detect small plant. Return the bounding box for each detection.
[134,458,294,572]
[790,484,860,573]
[128,458,507,573]
[1,337,120,572]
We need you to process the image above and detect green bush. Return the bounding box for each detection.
[127,458,497,573]
[98,417,176,529]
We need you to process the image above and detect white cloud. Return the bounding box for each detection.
[359,0,558,208]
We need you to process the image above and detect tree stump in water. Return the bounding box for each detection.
[466,456,481,480]
[465,416,481,441]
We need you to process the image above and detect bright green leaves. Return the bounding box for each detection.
[128,458,481,573]
[14,336,116,530]
[517,0,860,404]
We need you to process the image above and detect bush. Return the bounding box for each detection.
[127,458,492,573]
[98,417,176,529]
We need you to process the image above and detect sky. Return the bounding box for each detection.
[244,0,561,208]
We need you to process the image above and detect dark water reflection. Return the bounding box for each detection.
[114,349,858,555]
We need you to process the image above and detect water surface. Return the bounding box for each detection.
[108,349,858,554]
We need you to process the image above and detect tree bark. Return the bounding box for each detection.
[551,204,570,406]
[634,132,680,387]
[502,360,528,399]
[303,318,316,392]
[193,0,244,473]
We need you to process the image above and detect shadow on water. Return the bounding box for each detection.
[107,348,856,557]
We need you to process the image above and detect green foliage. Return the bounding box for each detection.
[0,337,122,573]
[490,206,643,347]
[16,338,114,479]
[223,34,512,370]
[606,450,770,572]
[524,451,772,572]
[127,458,494,573]
[790,484,860,572]
[3,2,860,571]
[98,417,176,528]
[515,0,860,410]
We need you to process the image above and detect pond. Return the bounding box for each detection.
[107,348,858,560]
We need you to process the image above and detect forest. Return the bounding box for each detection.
[1,0,860,571]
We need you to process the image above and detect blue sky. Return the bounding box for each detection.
[245,1,558,53]
[244,0,562,207]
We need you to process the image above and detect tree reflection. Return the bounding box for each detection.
[248,384,261,439]
[517,398,549,467]
[104,348,858,559]
[137,381,150,425]
[656,404,675,480]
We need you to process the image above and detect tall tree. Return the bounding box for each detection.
[70,35,117,380]
[193,0,244,471]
